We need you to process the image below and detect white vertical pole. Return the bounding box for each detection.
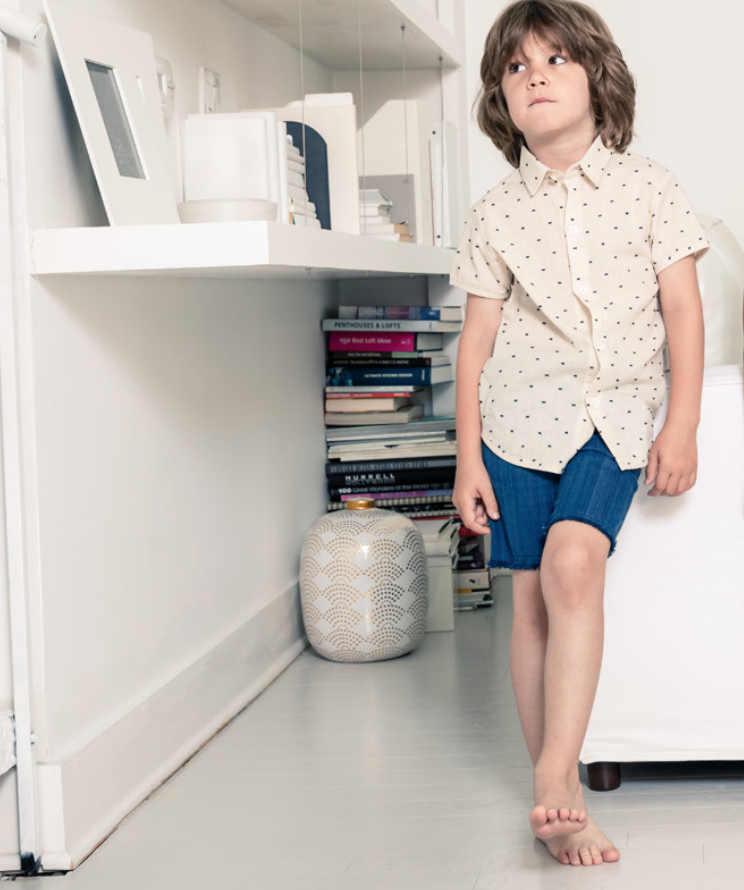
[0,31,39,874]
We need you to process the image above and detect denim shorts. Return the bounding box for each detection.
[482,432,641,571]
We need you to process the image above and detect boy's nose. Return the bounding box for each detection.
[529,69,549,87]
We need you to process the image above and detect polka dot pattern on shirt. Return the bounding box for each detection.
[450,136,709,473]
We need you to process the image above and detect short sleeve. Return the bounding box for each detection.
[651,170,709,276]
[449,200,512,299]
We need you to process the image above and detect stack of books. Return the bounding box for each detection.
[322,304,462,517]
[287,135,320,228]
[323,307,460,428]
[325,417,458,516]
[359,188,413,242]
[454,527,493,610]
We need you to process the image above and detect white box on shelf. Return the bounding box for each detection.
[182,113,288,222]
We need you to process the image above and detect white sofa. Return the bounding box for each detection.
[580,216,744,790]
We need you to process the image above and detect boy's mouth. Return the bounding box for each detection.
[530,98,554,106]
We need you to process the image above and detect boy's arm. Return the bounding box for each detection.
[452,294,504,532]
[646,255,705,496]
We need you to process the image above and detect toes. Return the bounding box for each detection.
[603,846,621,862]
[529,805,548,829]
[580,846,594,866]
[568,847,582,866]
[590,846,603,865]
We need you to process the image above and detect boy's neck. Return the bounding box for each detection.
[525,132,598,173]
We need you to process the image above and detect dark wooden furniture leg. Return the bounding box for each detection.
[586,761,621,791]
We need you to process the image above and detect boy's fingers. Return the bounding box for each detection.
[483,494,500,520]
[645,450,658,486]
[476,483,499,520]
[650,468,670,496]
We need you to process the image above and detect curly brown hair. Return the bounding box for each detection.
[476,0,635,167]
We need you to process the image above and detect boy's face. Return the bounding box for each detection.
[501,31,595,154]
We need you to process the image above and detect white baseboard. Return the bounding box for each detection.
[53,583,306,869]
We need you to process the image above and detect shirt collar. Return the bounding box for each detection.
[519,136,614,196]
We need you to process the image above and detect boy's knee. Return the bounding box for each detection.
[541,525,609,607]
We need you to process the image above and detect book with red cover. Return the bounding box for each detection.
[328,332,443,352]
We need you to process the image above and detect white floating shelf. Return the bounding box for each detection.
[225,0,462,69]
[29,222,455,280]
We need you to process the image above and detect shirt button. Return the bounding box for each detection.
[578,286,589,295]
[591,397,601,408]
[569,225,579,235]
[596,342,605,351]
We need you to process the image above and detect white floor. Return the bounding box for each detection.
[21,578,744,889]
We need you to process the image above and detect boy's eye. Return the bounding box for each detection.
[507,61,526,74]
[549,54,567,65]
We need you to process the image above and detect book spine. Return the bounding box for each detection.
[339,305,444,321]
[326,457,456,476]
[328,474,455,488]
[326,457,456,475]
[327,356,434,367]
[327,494,453,510]
[329,332,419,352]
[329,481,453,498]
[340,489,453,502]
[326,367,434,386]
[324,392,412,399]
[327,503,459,517]
[326,465,456,483]
[323,319,450,333]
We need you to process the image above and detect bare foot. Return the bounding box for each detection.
[542,815,620,865]
[530,774,587,840]
[529,803,587,840]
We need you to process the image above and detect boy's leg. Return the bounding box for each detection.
[534,519,608,798]
[529,518,620,864]
[509,568,548,764]
[511,567,586,831]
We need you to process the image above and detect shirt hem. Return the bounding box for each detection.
[481,433,648,474]
[653,241,710,276]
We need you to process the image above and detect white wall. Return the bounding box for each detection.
[462,0,744,249]
[5,0,342,867]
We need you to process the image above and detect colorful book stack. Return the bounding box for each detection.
[359,188,413,242]
[322,304,462,518]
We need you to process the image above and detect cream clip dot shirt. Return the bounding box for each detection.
[450,136,709,473]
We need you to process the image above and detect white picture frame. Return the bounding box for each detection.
[44,0,179,225]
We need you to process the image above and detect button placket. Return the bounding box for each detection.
[564,174,589,304]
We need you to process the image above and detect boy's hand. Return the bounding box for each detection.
[645,424,698,496]
[452,460,500,534]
